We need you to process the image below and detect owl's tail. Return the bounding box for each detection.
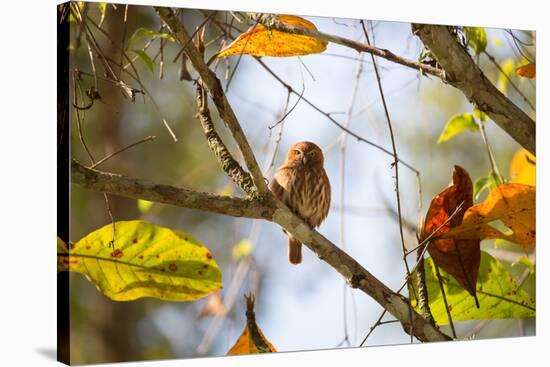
[288,236,302,265]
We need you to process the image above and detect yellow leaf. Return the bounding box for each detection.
[217,15,327,58]
[441,184,535,251]
[218,183,234,197]
[516,63,536,79]
[137,199,154,213]
[497,58,515,94]
[509,148,535,186]
[58,220,222,301]
[227,294,276,355]
[232,239,254,260]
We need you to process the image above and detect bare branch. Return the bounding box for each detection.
[412,24,536,155]
[195,80,257,196]
[156,7,269,198]
[72,160,272,220]
[249,13,444,79]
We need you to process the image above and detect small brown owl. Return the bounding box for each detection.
[270,141,331,265]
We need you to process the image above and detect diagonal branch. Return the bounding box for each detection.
[72,158,451,343]
[195,80,257,196]
[412,24,536,155]
[248,14,444,79]
[155,7,269,198]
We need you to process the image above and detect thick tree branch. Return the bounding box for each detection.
[155,7,270,198]
[412,24,536,155]
[72,159,451,342]
[195,81,257,196]
[71,160,273,220]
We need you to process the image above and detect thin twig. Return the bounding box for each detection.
[268,84,305,130]
[359,309,387,346]
[265,90,291,176]
[435,264,457,338]
[90,135,156,169]
[362,20,413,343]
[483,51,535,111]
[255,57,420,175]
[249,13,444,79]
[340,52,364,346]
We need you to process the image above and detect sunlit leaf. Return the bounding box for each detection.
[473,170,500,201]
[217,15,327,58]
[465,27,487,56]
[512,256,535,275]
[437,113,479,144]
[498,58,515,94]
[421,165,480,298]
[227,294,276,355]
[58,220,222,301]
[509,148,535,186]
[132,49,154,73]
[218,183,234,197]
[137,199,154,214]
[232,239,254,260]
[98,2,107,27]
[410,251,535,325]
[441,184,535,251]
[129,27,175,48]
[516,63,536,79]
[473,107,488,122]
[491,36,503,48]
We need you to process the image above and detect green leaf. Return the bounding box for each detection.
[512,256,535,275]
[437,113,479,144]
[129,27,175,48]
[473,107,488,122]
[137,199,154,213]
[473,170,500,201]
[465,27,487,56]
[410,251,535,325]
[58,220,222,301]
[132,49,154,73]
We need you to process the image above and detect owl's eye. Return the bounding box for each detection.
[309,151,316,157]
[294,150,301,155]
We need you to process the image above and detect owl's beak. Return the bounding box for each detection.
[301,156,308,165]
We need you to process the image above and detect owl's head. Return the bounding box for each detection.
[285,141,325,168]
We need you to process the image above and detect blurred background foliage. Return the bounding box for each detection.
[66,2,535,364]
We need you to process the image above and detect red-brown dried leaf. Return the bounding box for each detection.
[421,165,480,299]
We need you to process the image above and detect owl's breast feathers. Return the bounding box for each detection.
[271,166,331,228]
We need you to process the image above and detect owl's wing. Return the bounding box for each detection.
[269,175,285,201]
[320,169,331,222]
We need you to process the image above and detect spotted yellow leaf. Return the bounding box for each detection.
[217,15,327,58]
[58,220,222,301]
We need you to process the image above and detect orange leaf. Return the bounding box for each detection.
[509,148,535,186]
[441,184,535,252]
[227,294,276,355]
[217,15,327,58]
[516,63,536,79]
[421,166,480,301]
